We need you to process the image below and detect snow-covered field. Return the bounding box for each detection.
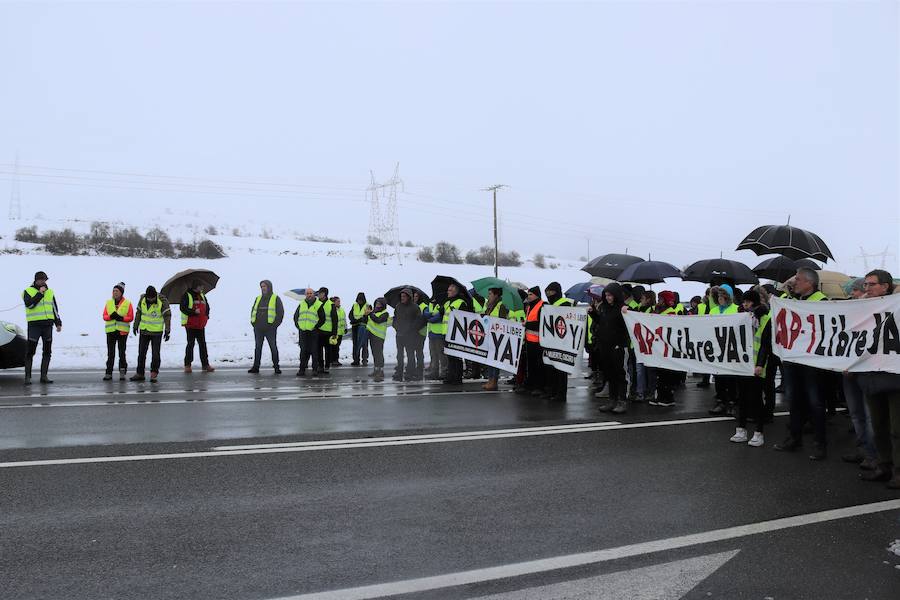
[0,216,712,371]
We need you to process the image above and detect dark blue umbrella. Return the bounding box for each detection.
[617,260,682,285]
[565,282,594,304]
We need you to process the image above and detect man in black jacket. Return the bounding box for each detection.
[248,279,284,374]
[392,289,421,381]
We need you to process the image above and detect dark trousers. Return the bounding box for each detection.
[786,364,827,446]
[369,335,385,369]
[715,375,737,405]
[737,376,764,433]
[395,335,419,379]
[352,325,369,363]
[317,332,332,372]
[866,390,900,468]
[413,335,425,378]
[136,334,162,375]
[600,347,627,402]
[329,335,342,365]
[253,326,279,368]
[105,332,128,374]
[445,355,464,384]
[25,322,53,378]
[549,367,569,401]
[656,369,678,403]
[524,341,543,390]
[299,330,320,373]
[184,328,209,367]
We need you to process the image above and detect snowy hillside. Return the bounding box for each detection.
[3,215,698,371]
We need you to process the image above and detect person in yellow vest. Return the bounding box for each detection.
[774,267,830,460]
[329,296,347,367]
[294,288,325,376]
[425,297,447,380]
[729,289,771,447]
[22,270,61,385]
[412,290,428,381]
[248,280,284,374]
[481,287,509,391]
[130,286,171,383]
[365,297,390,381]
[544,281,573,402]
[102,282,134,381]
[315,287,337,376]
[439,284,471,385]
[707,284,740,416]
[348,292,370,366]
[466,291,486,380]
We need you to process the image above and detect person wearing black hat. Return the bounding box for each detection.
[131,286,172,383]
[519,286,545,395]
[315,287,337,375]
[22,270,62,384]
[543,282,573,402]
[102,282,134,381]
[180,279,214,373]
[439,283,470,385]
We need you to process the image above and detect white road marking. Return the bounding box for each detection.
[212,422,625,450]
[1,415,744,468]
[470,550,740,600]
[273,500,900,600]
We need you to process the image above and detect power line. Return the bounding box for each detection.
[7,154,21,220]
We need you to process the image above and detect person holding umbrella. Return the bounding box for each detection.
[774,267,829,460]
[481,287,509,391]
[248,280,284,374]
[22,270,62,385]
[439,283,470,385]
[131,286,171,383]
[180,279,214,373]
[349,292,370,366]
[102,282,133,381]
[392,289,421,382]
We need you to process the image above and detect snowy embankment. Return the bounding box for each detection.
[0,235,595,370]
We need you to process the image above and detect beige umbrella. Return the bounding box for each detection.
[817,270,851,299]
[590,276,616,286]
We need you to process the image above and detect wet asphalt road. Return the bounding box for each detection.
[1,365,899,599]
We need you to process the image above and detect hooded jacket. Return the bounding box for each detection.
[392,288,422,337]
[593,282,629,349]
[544,282,564,305]
[253,280,284,329]
[349,292,369,326]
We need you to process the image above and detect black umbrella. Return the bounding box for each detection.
[683,259,759,285]
[384,285,429,308]
[430,275,471,305]
[617,260,682,285]
[752,256,821,282]
[736,223,834,262]
[581,253,644,279]
[160,268,219,303]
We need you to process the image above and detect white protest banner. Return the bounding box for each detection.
[444,310,525,373]
[540,305,588,374]
[623,311,755,376]
[770,295,900,374]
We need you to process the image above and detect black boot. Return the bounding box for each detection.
[39,356,53,384]
[24,360,32,385]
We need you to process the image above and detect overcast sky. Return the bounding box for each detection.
[1,1,897,274]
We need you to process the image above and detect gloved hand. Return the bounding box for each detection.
[329,335,338,346]
[133,325,139,336]
[110,312,122,321]
[164,332,171,342]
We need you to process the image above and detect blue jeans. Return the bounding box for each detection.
[843,373,875,459]
[636,363,656,398]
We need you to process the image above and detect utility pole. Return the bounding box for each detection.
[483,184,507,277]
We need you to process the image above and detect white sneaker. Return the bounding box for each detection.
[748,432,765,447]
[729,428,748,443]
